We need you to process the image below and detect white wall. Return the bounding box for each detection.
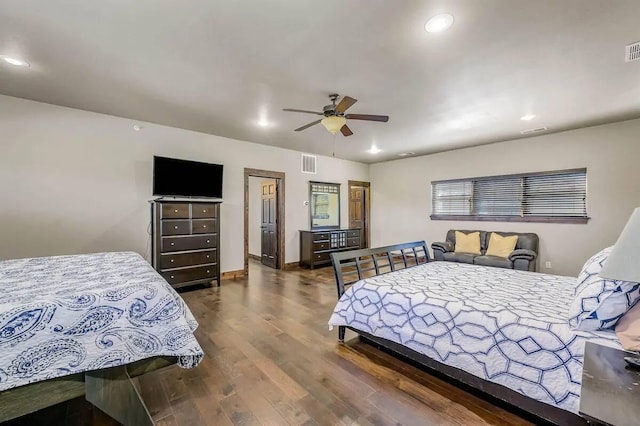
[370,119,640,277]
[0,95,369,272]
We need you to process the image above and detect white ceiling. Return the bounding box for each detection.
[1,0,639,163]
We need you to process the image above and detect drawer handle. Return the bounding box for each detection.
[174,209,178,213]
[174,226,179,229]
[170,242,175,246]
[206,270,210,273]
[170,275,174,279]
[203,209,207,213]
[206,240,210,243]
[206,255,210,258]
[170,259,174,263]
[203,225,207,228]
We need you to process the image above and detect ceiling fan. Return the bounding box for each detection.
[283,94,389,136]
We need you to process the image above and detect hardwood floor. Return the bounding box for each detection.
[7,261,534,426]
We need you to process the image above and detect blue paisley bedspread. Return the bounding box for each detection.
[328,261,620,414]
[0,251,204,392]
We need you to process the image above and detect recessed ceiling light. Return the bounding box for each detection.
[520,114,537,121]
[1,56,30,67]
[424,13,454,33]
[133,125,144,131]
[368,145,382,154]
[257,119,270,127]
[397,152,416,157]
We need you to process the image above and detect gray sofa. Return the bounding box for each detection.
[431,230,539,271]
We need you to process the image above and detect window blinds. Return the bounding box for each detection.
[431,168,587,223]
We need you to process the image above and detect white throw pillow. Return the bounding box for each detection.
[568,246,640,330]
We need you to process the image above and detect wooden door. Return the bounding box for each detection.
[261,180,278,268]
[348,182,370,248]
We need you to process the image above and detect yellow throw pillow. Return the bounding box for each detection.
[454,231,481,255]
[485,233,518,258]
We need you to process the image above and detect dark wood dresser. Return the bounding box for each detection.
[151,200,221,288]
[299,229,361,269]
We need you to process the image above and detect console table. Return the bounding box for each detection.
[299,229,361,269]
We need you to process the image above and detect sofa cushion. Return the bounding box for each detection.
[453,231,481,255]
[443,252,476,264]
[485,233,518,258]
[568,246,640,330]
[474,255,513,269]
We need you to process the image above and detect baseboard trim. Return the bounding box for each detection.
[283,261,301,270]
[248,253,261,261]
[221,269,246,280]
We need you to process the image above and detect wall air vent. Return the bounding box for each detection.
[520,127,548,135]
[301,153,317,174]
[626,41,640,62]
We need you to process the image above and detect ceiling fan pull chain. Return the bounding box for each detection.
[332,133,336,158]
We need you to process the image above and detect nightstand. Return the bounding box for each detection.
[580,342,640,426]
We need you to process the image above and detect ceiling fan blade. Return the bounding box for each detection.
[335,96,357,113]
[346,114,389,122]
[283,108,324,115]
[340,124,353,137]
[294,119,322,131]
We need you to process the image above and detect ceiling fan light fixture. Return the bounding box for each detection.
[321,116,346,134]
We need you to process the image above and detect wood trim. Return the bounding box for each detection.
[244,168,286,276]
[348,180,371,248]
[283,261,300,270]
[221,269,246,280]
[430,167,588,185]
[430,214,590,224]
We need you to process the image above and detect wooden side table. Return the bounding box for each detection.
[580,342,640,426]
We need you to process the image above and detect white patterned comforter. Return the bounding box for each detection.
[328,261,620,414]
[0,251,203,392]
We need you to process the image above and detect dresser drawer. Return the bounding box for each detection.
[313,232,330,242]
[192,219,216,234]
[160,250,216,269]
[162,235,217,252]
[162,265,218,285]
[192,203,218,218]
[162,203,190,219]
[347,230,360,238]
[313,252,330,263]
[347,237,360,248]
[313,241,331,251]
[162,220,190,236]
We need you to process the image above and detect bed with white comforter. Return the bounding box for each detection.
[328,261,620,414]
[0,251,203,392]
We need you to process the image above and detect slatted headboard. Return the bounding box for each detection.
[330,241,430,298]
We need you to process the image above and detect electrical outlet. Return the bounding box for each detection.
[545,261,552,269]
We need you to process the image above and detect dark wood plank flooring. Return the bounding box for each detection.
[5,261,534,425]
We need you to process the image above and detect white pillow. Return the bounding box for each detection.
[568,246,640,330]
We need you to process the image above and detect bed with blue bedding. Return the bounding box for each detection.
[329,242,620,425]
[0,251,204,423]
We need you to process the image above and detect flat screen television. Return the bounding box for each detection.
[153,156,223,199]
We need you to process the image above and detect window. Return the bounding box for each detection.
[431,168,588,223]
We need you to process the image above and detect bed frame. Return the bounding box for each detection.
[330,241,587,426]
[0,356,175,425]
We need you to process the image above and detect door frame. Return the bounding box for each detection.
[244,168,285,275]
[348,180,371,248]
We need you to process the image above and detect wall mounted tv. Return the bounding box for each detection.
[153,156,223,199]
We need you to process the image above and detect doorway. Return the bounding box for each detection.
[348,180,370,248]
[244,168,285,275]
